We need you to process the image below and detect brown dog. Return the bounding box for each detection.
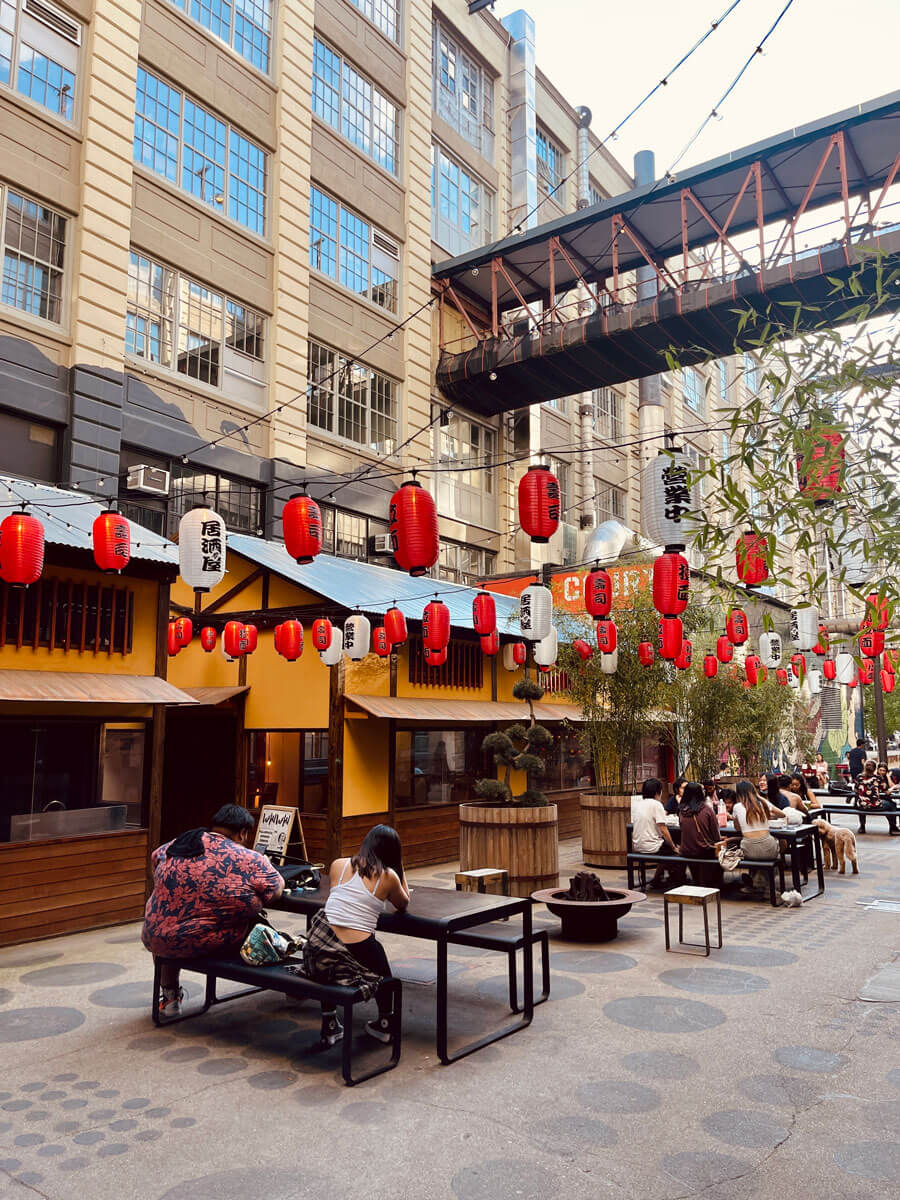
[814,818,859,874]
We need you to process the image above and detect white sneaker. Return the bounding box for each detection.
[364,1017,392,1044]
[159,987,184,1018]
[320,1014,343,1046]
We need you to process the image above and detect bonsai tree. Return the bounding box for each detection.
[474,677,553,807]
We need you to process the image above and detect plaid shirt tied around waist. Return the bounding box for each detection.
[295,909,381,1000]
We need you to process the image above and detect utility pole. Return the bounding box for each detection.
[873,656,889,760]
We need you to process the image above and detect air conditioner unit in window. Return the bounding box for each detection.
[126,465,170,496]
[371,534,394,555]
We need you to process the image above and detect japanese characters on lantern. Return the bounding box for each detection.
[519,585,552,642]
[389,481,439,577]
[641,449,697,550]
[518,465,561,543]
[178,507,226,593]
[283,494,322,564]
[585,567,612,618]
[472,589,496,637]
[92,509,131,573]
[344,614,371,661]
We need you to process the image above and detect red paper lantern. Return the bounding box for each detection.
[384,606,408,646]
[424,645,447,668]
[657,616,683,660]
[675,639,693,670]
[716,635,734,664]
[423,600,450,652]
[745,654,762,686]
[92,509,131,573]
[372,626,391,657]
[776,667,788,686]
[790,653,806,679]
[312,618,332,652]
[865,592,891,632]
[573,638,593,661]
[242,624,258,654]
[518,464,560,543]
[847,676,858,689]
[860,630,884,658]
[277,619,303,661]
[797,427,845,501]
[823,658,836,681]
[595,619,617,654]
[882,668,896,694]
[726,609,749,645]
[200,626,217,652]
[282,493,322,564]
[884,649,897,673]
[585,567,613,618]
[167,622,180,657]
[652,551,689,616]
[511,641,527,666]
[389,481,439,577]
[813,625,829,656]
[472,589,496,637]
[223,620,245,661]
[0,510,44,586]
[174,617,193,647]
[735,532,769,586]
[759,664,769,683]
[638,641,655,667]
[859,659,875,685]
[703,654,717,678]
[480,630,500,657]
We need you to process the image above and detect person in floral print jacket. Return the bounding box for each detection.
[143,804,283,1016]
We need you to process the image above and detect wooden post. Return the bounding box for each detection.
[146,705,166,895]
[491,656,498,702]
[326,660,345,866]
[389,651,398,698]
[873,657,889,762]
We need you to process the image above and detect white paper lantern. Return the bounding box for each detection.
[758,632,783,668]
[533,625,558,668]
[600,647,619,675]
[789,606,819,651]
[808,668,823,695]
[519,585,552,642]
[178,506,226,593]
[835,652,855,684]
[319,627,344,666]
[788,669,801,690]
[641,449,698,550]
[343,614,371,661]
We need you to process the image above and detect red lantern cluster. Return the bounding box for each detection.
[859,659,875,685]
[638,641,655,667]
[652,551,689,616]
[472,589,496,637]
[675,639,693,670]
[735,532,769,586]
[776,667,789,686]
[312,618,332,652]
[372,626,391,657]
[703,653,717,678]
[595,619,617,654]
[200,626,217,652]
[518,465,560,544]
[480,630,500,656]
[860,630,884,658]
[223,620,245,661]
[275,619,304,662]
[167,622,180,657]
[884,649,897,673]
[389,481,439,577]
[797,428,845,501]
[423,600,450,652]
[384,606,407,647]
[864,592,891,632]
[745,654,762,686]
[813,625,829,656]
[283,494,322,564]
[716,635,734,664]
[174,617,193,648]
[823,659,837,681]
[790,653,806,679]
[92,509,131,574]
[658,616,683,660]
[0,510,44,586]
[585,567,612,618]
[882,669,896,694]
[573,638,593,661]
[726,609,749,645]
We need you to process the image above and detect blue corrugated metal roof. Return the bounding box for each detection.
[228,532,522,636]
[0,476,178,565]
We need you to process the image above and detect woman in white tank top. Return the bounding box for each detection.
[315,825,409,1046]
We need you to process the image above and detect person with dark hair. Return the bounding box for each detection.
[665,776,688,816]
[678,782,723,887]
[304,824,409,1047]
[857,760,899,834]
[732,779,781,893]
[143,804,283,1017]
[846,738,868,782]
[765,774,792,811]
[632,777,679,890]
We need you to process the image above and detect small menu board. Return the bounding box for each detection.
[253,805,306,863]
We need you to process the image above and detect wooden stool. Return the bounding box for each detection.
[663,885,722,957]
[455,868,509,897]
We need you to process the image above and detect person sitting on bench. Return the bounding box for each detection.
[632,777,680,890]
[678,782,722,888]
[305,824,410,1047]
[142,804,284,1018]
[857,760,899,834]
[732,780,781,894]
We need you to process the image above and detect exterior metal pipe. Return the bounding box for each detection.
[575,106,592,210]
[575,106,594,525]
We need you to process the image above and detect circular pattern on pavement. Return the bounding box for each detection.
[833,1141,900,1181]
[576,1080,661,1113]
[21,963,126,988]
[604,995,727,1033]
[0,949,63,968]
[339,1102,387,1125]
[196,1058,247,1077]
[530,1114,617,1150]
[622,1050,700,1079]
[451,1159,557,1200]
[701,1108,789,1149]
[0,989,11,1006]
[477,973,585,1004]
[774,1045,848,1074]
[887,1068,900,1089]
[660,1153,750,1189]
[658,967,769,996]
[91,982,192,1009]
[551,950,636,975]
[157,1167,338,1199]
[711,945,798,967]
[247,1071,295,1090]
[0,1007,85,1043]
[738,1074,820,1108]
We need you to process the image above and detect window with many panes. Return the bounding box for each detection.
[126,251,266,406]
[309,185,399,313]
[589,183,604,208]
[1,186,66,324]
[167,0,272,73]
[1,0,80,122]
[432,21,493,159]
[436,541,495,587]
[718,358,729,399]
[348,0,399,43]
[595,482,625,525]
[593,387,623,441]
[119,447,263,537]
[548,457,570,522]
[317,506,390,563]
[134,66,267,235]
[312,38,399,175]
[308,340,397,454]
[536,126,565,207]
[682,366,704,414]
[683,444,707,499]
[431,143,494,256]
[744,352,760,393]
[433,409,497,527]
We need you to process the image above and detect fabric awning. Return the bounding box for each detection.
[0,670,196,704]
[345,694,582,723]
[175,686,249,706]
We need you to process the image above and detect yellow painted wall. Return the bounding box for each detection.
[170,555,263,614]
[0,567,160,676]
[266,576,319,610]
[243,630,330,730]
[344,657,390,699]
[343,716,389,816]
[166,639,242,692]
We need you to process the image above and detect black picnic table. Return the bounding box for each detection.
[271,882,534,1064]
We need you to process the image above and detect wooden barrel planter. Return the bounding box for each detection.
[581,792,630,868]
[459,803,559,899]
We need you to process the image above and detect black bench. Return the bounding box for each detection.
[448,924,550,1014]
[152,955,401,1086]
[626,851,784,906]
[811,804,899,831]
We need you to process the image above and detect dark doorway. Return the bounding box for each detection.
[161,705,240,844]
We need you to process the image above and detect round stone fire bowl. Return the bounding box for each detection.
[531,887,647,942]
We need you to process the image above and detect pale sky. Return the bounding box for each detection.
[494,0,900,183]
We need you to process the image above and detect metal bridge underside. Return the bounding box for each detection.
[433,91,900,417]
